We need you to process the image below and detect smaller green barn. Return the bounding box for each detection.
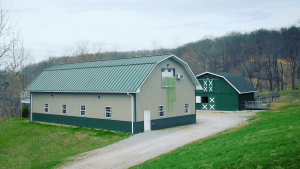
[195,72,257,111]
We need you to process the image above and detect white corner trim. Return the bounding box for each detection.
[136,87,140,93]
[196,85,203,90]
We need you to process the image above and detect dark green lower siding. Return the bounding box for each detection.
[134,121,144,134]
[32,113,196,134]
[32,113,133,133]
[150,114,196,130]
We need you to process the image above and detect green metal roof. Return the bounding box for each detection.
[26,55,170,92]
[26,54,202,93]
[196,72,257,94]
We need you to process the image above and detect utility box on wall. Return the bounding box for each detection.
[195,72,257,111]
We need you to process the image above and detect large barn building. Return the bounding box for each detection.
[195,72,257,111]
[26,54,202,134]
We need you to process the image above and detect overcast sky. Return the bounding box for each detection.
[10,0,300,63]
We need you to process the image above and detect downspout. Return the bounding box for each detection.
[127,93,134,134]
[30,93,32,122]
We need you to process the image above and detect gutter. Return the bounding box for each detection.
[127,93,134,134]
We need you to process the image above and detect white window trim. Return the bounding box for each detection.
[44,103,49,113]
[105,106,112,118]
[159,105,164,117]
[185,103,190,114]
[80,105,86,116]
[62,104,67,114]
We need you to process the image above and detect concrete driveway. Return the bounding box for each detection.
[62,110,256,169]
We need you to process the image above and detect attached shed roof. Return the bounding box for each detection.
[196,72,257,94]
[26,54,202,93]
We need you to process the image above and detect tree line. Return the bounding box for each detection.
[177,25,300,92]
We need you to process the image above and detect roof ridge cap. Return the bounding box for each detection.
[45,63,157,71]
[49,53,173,68]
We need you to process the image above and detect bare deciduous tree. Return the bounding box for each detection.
[0,1,32,118]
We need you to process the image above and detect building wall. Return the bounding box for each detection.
[196,74,239,111]
[32,92,132,121]
[136,58,196,122]
[31,57,197,133]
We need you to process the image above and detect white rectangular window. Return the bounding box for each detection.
[80,105,86,116]
[105,106,111,118]
[162,68,175,78]
[159,105,164,117]
[44,103,49,113]
[196,96,201,103]
[62,104,67,114]
[185,103,190,114]
[162,68,175,88]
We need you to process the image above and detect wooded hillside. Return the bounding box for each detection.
[1,25,300,118]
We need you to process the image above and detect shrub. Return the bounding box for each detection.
[22,104,29,118]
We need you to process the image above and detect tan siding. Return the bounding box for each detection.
[136,58,195,121]
[32,93,132,121]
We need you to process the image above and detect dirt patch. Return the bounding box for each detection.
[75,133,88,140]
[0,149,7,154]
[270,102,288,110]
[270,110,280,113]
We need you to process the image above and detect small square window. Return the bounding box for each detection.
[44,103,48,113]
[105,106,111,118]
[62,104,67,114]
[185,103,190,114]
[202,96,209,103]
[80,105,86,116]
[168,69,171,72]
[159,105,164,117]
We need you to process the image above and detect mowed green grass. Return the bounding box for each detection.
[0,119,131,169]
[133,102,300,168]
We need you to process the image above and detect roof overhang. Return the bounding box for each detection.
[196,72,256,94]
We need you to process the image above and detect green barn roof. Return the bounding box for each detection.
[196,72,257,94]
[26,54,202,93]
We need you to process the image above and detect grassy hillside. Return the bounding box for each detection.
[132,100,300,168]
[0,119,131,169]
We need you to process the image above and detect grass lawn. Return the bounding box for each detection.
[0,119,131,169]
[132,100,300,168]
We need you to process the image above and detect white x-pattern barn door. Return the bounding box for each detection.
[209,97,215,110]
[202,80,213,92]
